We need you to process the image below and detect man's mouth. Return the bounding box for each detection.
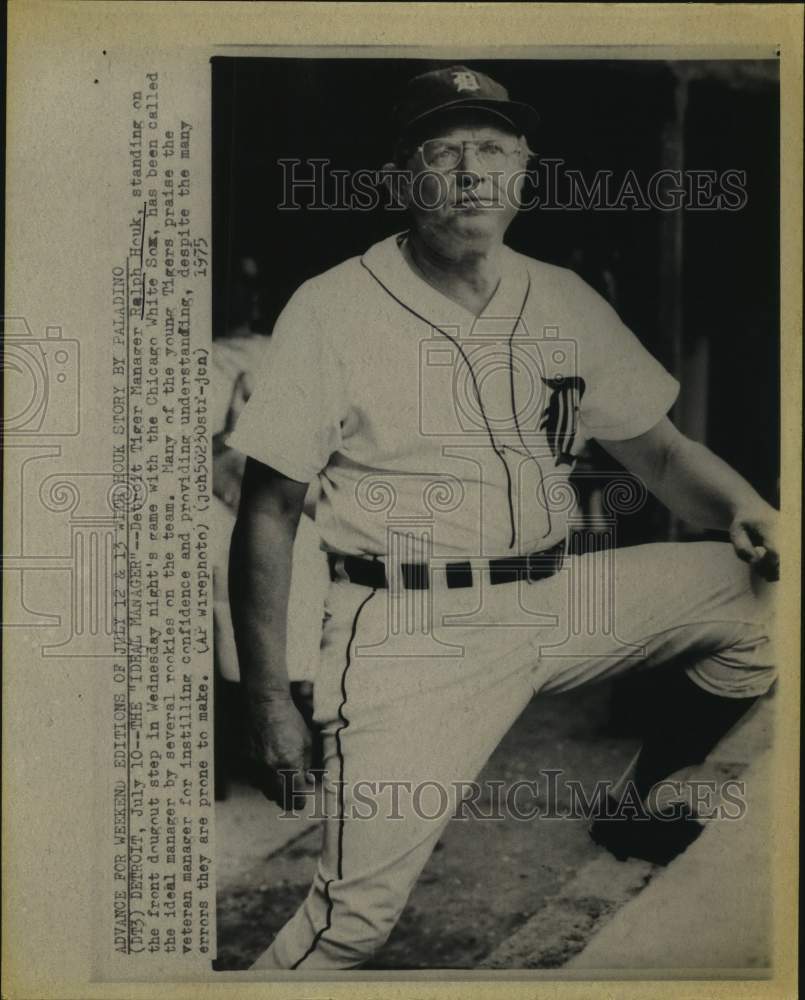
[453,195,502,209]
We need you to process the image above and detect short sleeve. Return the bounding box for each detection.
[227,281,345,482]
[571,275,680,441]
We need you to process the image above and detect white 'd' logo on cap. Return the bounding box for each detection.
[452,70,480,92]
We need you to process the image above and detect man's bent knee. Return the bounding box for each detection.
[260,878,403,970]
[685,623,776,699]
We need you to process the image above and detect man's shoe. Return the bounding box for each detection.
[589,796,704,866]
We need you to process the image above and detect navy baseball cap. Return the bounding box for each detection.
[392,65,539,140]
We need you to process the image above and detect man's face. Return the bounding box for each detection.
[398,114,530,246]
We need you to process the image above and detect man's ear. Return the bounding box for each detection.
[380,160,410,211]
[519,134,538,164]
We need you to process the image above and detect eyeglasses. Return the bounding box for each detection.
[417,137,532,172]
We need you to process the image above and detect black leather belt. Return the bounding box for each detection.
[327,540,566,590]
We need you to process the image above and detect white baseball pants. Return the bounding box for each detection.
[251,541,775,970]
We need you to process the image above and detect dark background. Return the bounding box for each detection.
[211,56,780,510]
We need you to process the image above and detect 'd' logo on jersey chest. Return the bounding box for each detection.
[538,375,586,467]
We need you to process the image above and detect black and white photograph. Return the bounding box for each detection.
[211,53,782,973]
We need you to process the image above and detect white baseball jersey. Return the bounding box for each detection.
[229,233,679,560]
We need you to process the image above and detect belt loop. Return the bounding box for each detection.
[384,551,402,598]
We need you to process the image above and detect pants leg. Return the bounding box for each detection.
[529,541,775,698]
[253,540,775,970]
[253,578,538,970]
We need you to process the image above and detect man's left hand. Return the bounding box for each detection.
[729,509,780,582]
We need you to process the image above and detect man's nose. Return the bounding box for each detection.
[455,146,484,190]
[455,169,480,191]
[457,143,485,176]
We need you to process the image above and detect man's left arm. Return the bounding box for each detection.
[598,416,780,582]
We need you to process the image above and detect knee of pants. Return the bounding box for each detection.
[686,622,776,698]
[334,872,411,950]
[286,878,405,969]
[309,919,395,968]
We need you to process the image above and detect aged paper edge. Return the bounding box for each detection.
[4,2,802,998]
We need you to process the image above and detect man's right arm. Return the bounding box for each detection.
[228,456,312,804]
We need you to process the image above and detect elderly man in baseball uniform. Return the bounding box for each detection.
[228,66,778,970]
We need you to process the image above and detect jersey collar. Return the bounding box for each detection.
[361,232,530,334]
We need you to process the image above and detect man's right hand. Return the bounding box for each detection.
[247,693,313,810]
